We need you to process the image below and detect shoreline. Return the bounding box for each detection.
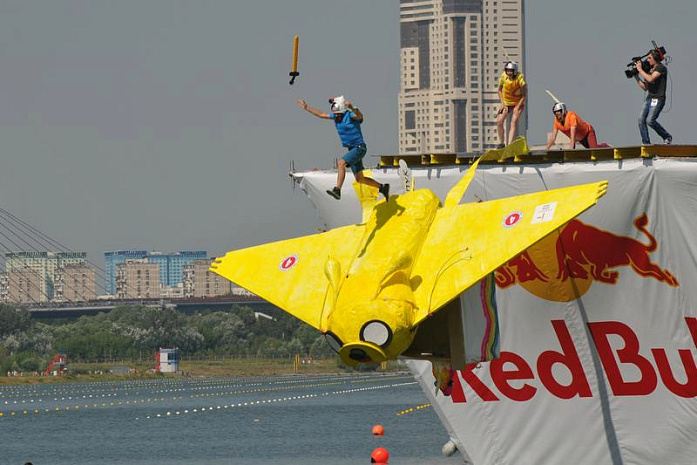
[0,358,405,385]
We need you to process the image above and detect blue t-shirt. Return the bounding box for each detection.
[332,111,364,148]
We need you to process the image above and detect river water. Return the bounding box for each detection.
[1,372,462,464]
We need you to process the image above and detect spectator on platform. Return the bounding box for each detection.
[496,61,526,148]
[546,102,610,150]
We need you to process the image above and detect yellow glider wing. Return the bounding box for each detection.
[411,181,608,323]
[210,224,366,331]
[353,169,379,224]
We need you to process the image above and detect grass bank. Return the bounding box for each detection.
[0,358,404,385]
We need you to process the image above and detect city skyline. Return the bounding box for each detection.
[104,249,206,294]
[0,1,694,263]
[0,250,243,303]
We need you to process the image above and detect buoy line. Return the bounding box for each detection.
[0,376,415,419]
[135,381,418,420]
[0,372,403,401]
[395,403,432,416]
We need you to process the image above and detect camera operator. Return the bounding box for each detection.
[634,50,672,145]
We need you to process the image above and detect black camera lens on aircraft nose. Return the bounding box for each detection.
[349,348,368,361]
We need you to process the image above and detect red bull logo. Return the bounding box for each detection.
[495,213,678,302]
[443,317,697,403]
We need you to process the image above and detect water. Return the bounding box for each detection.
[1,373,462,464]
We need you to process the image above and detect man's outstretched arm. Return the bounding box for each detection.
[297,99,331,119]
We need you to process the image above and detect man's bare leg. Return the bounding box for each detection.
[508,110,522,145]
[355,171,380,188]
[336,159,347,189]
[496,108,508,147]
[356,171,389,200]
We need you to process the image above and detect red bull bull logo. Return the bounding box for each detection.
[495,213,678,302]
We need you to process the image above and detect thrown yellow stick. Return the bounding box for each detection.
[289,35,300,85]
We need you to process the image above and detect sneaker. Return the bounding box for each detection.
[326,186,341,200]
[496,143,506,149]
[379,183,390,200]
[664,137,672,145]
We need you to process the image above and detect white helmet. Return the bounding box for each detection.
[504,61,518,73]
[329,96,347,114]
[552,102,567,115]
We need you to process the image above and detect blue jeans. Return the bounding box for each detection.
[638,97,671,144]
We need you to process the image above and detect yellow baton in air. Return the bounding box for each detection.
[289,35,299,85]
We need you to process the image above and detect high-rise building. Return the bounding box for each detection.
[104,251,148,294]
[0,267,44,304]
[398,0,526,154]
[4,251,87,301]
[55,264,97,303]
[115,259,160,299]
[183,259,232,298]
[146,251,207,288]
[104,250,207,293]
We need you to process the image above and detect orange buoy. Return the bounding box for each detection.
[371,447,389,463]
[372,424,385,436]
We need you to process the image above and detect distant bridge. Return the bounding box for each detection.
[25,296,282,319]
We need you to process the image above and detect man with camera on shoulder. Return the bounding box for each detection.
[634,50,672,145]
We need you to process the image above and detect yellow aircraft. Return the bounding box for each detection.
[211,148,608,368]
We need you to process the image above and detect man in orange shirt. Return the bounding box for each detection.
[496,61,526,148]
[546,102,610,150]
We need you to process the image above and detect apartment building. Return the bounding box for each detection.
[54,264,97,302]
[398,0,525,154]
[183,259,232,298]
[115,259,160,299]
[4,251,87,302]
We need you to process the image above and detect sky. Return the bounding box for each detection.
[0,0,695,265]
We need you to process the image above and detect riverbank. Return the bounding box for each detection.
[0,357,404,385]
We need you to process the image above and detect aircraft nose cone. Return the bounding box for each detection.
[349,348,370,362]
[340,342,386,367]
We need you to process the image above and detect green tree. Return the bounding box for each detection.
[0,305,32,340]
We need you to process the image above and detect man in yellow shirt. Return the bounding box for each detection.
[496,61,526,148]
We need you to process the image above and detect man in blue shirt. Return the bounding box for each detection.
[298,96,389,201]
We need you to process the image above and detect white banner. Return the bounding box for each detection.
[295,157,697,465]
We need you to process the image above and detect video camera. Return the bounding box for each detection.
[625,41,667,78]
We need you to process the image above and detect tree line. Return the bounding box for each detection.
[0,304,336,374]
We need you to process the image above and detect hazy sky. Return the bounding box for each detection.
[0,0,694,264]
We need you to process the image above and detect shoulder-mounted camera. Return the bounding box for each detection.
[625,41,666,78]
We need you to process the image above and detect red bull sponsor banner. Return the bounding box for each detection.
[295,158,697,465]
